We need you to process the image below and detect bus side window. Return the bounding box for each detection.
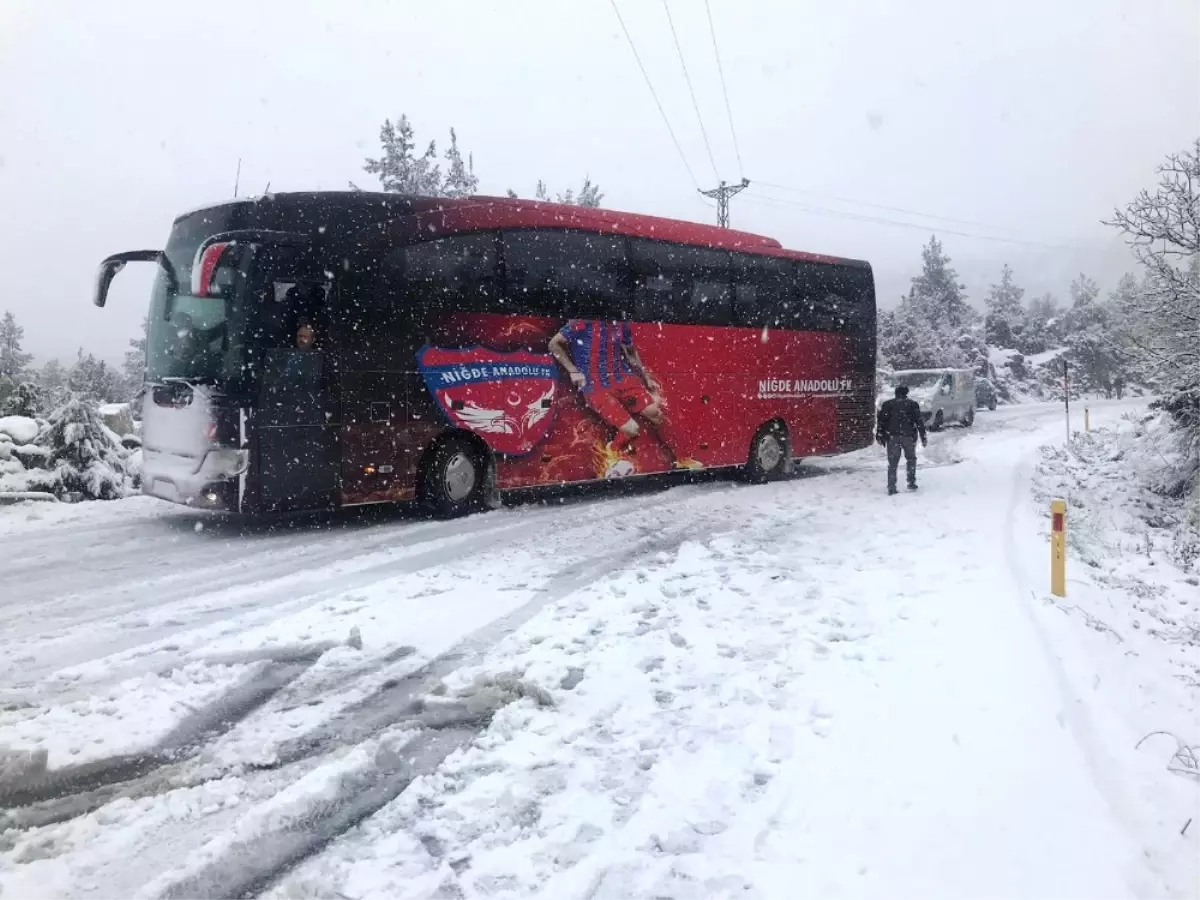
[795,263,873,334]
[635,274,674,322]
[734,282,758,326]
[398,233,499,315]
[630,239,732,326]
[732,253,790,327]
[503,229,629,319]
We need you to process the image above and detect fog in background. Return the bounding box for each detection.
[1,0,1196,364]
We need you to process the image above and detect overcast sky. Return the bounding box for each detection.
[1,0,1196,364]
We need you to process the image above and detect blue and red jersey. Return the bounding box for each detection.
[558,320,635,394]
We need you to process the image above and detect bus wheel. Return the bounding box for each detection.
[421,436,487,518]
[745,422,789,484]
[931,411,945,432]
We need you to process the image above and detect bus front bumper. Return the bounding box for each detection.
[141,447,248,510]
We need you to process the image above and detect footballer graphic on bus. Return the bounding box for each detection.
[548,319,702,478]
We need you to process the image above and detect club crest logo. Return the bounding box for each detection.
[417,346,558,456]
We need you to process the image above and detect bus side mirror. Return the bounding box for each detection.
[94,250,166,308]
[95,259,124,308]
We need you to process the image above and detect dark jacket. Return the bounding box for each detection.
[877,397,927,443]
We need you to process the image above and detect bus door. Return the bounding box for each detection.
[251,267,340,513]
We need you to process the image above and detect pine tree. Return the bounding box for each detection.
[37,359,69,409]
[515,177,605,207]
[880,236,974,368]
[1022,293,1062,353]
[0,311,32,380]
[363,115,443,195]
[441,128,479,198]
[574,177,604,208]
[906,237,973,332]
[984,264,1026,349]
[0,381,42,418]
[1062,273,1122,396]
[122,317,148,399]
[25,398,133,500]
[69,351,123,405]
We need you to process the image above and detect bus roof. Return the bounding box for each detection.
[176,192,871,270]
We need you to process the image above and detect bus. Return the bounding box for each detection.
[94,193,876,517]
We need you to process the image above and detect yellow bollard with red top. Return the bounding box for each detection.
[1051,498,1067,597]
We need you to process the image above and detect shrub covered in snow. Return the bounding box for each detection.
[20,399,136,500]
[0,381,42,418]
[0,415,39,445]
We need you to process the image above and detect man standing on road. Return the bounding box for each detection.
[876,385,927,495]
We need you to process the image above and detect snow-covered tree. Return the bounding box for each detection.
[363,116,483,199]
[441,128,479,198]
[516,177,605,207]
[1057,273,1126,397]
[878,236,974,369]
[37,359,69,409]
[984,264,1025,349]
[24,397,133,500]
[1,380,43,418]
[1022,293,1063,354]
[122,317,148,399]
[907,237,974,332]
[0,311,32,381]
[363,115,444,195]
[1104,137,1200,436]
[69,351,123,405]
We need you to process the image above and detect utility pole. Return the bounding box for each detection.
[699,177,750,228]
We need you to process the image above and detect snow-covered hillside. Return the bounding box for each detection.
[1,400,1195,899]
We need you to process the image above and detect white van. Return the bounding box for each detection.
[889,369,976,430]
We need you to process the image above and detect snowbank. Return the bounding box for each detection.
[1032,421,1199,892]
[0,415,38,445]
[1028,346,1067,368]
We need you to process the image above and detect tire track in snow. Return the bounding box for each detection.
[0,486,720,688]
[138,515,735,900]
[0,658,313,822]
[0,484,740,839]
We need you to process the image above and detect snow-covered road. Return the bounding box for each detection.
[3,399,1195,899]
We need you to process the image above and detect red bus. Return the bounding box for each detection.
[94,193,876,517]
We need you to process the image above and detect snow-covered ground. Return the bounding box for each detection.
[1,399,1196,899]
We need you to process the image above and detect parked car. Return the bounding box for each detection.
[975,377,998,411]
[889,368,976,430]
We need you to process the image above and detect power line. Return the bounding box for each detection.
[740,191,1083,250]
[753,178,1020,234]
[608,0,701,192]
[704,0,744,178]
[662,0,719,182]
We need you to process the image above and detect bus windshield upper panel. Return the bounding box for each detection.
[146,207,251,386]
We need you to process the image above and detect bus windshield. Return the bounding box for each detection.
[144,208,253,385]
[146,268,243,384]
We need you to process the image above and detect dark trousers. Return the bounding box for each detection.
[887,436,917,490]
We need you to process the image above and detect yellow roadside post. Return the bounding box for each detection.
[1051,498,1067,597]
